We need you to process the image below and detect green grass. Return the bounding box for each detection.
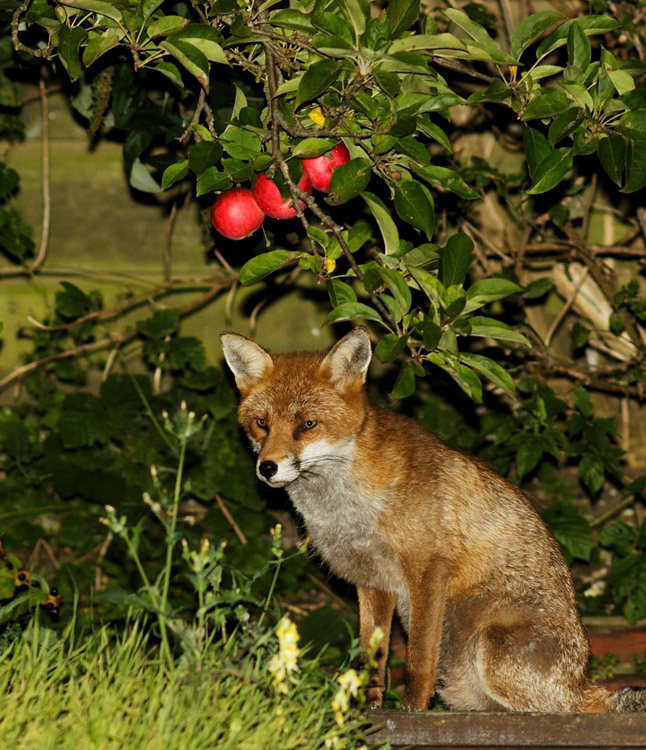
[0,620,369,750]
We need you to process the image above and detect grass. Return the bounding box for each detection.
[0,619,370,750]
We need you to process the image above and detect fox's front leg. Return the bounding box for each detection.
[402,561,450,711]
[357,587,396,708]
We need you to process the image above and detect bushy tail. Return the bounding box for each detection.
[612,687,646,712]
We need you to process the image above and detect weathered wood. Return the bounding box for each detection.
[367,710,646,749]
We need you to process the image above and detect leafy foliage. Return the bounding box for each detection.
[3,0,646,632]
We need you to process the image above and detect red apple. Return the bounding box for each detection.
[210,187,265,240]
[300,143,351,192]
[252,169,312,219]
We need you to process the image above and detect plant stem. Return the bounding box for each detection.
[158,435,187,663]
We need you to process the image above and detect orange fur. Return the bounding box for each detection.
[220,327,640,713]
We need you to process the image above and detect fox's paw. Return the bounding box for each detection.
[365,686,384,709]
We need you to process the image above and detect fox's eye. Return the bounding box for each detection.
[303,420,317,430]
[256,418,267,429]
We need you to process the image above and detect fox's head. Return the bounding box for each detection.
[220,327,372,488]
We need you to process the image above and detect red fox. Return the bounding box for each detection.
[221,326,646,713]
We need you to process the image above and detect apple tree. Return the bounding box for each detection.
[9,0,646,402]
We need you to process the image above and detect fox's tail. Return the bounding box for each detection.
[612,687,646,712]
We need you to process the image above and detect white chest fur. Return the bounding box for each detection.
[286,439,406,599]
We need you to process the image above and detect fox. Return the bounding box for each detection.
[220,326,646,713]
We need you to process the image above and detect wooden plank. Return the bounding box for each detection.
[367,710,646,749]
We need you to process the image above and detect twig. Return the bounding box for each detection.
[497,0,515,47]
[581,173,597,242]
[163,201,178,282]
[11,0,52,59]
[544,266,589,348]
[0,278,235,392]
[590,494,636,529]
[215,494,247,546]
[30,76,50,272]
[101,346,119,381]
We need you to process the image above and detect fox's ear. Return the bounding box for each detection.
[321,326,372,389]
[220,333,273,391]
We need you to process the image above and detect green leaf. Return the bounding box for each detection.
[521,88,573,121]
[168,336,207,371]
[386,0,420,37]
[536,16,620,59]
[443,8,495,44]
[439,232,474,287]
[394,179,435,240]
[364,15,392,50]
[464,278,523,314]
[239,251,292,286]
[376,266,412,315]
[323,301,381,324]
[176,24,228,65]
[469,316,531,347]
[598,134,627,186]
[58,25,87,82]
[147,15,187,37]
[542,501,594,561]
[567,20,591,70]
[189,141,223,176]
[338,0,368,38]
[579,454,605,495]
[622,141,646,194]
[375,333,408,362]
[292,138,339,158]
[411,164,480,199]
[443,8,518,64]
[391,361,416,399]
[615,111,646,141]
[327,158,372,204]
[271,8,316,33]
[458,352,515,398]
[419,318,441,349]
[56,282,92,319]
[222,157,253,183]
[450,363,483,403]
[548,108,583,146]
[154,61,184,88]
[516,437,543,479]
[82,28,121,67]
[59,0,122,21]
[526,147,573,194]
[328,279,357,307]
[525,127,553,178]
[196,167,230,196]
[388,33,467,54]
[573,383,593,418]
[159,39,209,90]
[220,125,262,160]
[295,59,344,108]
[510,11,564,58]
[362,191,400,255]
[398,91,465,116]
[161,160,189,190]
[524,277,553,299]
[137,308,181,338]
[312,12,355,41]
[129,158,161,193]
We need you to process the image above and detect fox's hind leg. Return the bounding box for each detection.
[471,619,612,712]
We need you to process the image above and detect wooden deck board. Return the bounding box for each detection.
[367,710,646,749]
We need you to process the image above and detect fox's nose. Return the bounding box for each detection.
[258,460,278,479]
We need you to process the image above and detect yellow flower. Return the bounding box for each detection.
[268,616,300,693]
[324,258,336,275]
[331,668,361,726]
[308,106,326,126]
